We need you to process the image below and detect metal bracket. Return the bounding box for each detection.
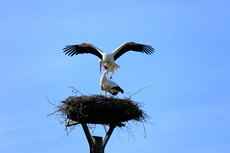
[66,119,115,153]
[81,119,95,153]
[102,124,115,150]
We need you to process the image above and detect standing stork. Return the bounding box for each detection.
[63,42,155,79]
[100,65,124,97]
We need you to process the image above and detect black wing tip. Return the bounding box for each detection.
[63,45,75,48]
[129,42,155,54]
[62,45,77,56]
[143,45,155,55]
[111,86,124,94]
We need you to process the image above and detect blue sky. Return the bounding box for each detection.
[1,0,230,152]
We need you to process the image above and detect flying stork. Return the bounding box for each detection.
[100,65,124,97]
[63,42,155,79]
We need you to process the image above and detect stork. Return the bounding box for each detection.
[100,65,124,97]
[63,42,155,79]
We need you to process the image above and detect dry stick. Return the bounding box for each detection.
[45,97,57,107]
[130,85,152,98]
[68,86,84,96]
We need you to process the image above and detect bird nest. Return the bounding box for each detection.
[49,93,150,129]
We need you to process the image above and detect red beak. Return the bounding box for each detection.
[100,63,102,73]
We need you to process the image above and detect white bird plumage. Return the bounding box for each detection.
[100,65,124,97]
[63,42,155,79]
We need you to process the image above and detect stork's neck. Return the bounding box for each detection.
[100,69,109,84]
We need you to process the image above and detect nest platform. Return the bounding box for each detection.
[55,94,148,128]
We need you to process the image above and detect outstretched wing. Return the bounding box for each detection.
[113,42,155,61]
[63,43,103,59]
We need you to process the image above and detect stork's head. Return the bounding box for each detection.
[98,59,103,64]
[99,59,103,73]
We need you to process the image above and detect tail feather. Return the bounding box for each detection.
[111,86,124,93]
[114,63,120,71]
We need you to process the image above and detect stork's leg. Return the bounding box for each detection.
[109,66,114,79]
[105,91,107,97]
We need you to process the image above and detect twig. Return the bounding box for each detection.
[45,96,57,107]
[68,86,84,96]
[130,85,151,98]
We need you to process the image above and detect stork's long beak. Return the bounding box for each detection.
[100,63,102,73]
